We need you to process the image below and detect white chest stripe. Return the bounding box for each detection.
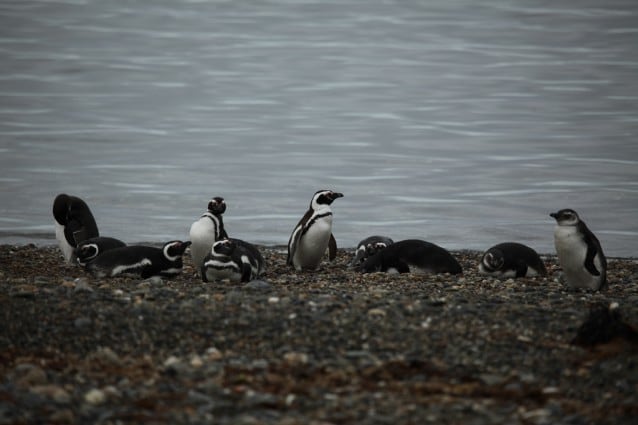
[111,258,152,276]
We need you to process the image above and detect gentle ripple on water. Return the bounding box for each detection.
[0,0,637,257]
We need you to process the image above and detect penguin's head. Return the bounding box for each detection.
[481,249,504,272]
[208,197,227,215]
[75,243,99,266]
[550,209,580,226]
[53,193,71,225]
[163,240,192,261]
[311,190,344,209]
[367,242,389,257]
[211,239,235,256]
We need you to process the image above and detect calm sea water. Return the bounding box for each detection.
[1,0,637,257]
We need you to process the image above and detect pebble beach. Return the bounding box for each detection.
[1,244,637,424]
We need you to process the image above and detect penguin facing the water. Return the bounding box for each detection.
[359,239,462,275]
[53,194,100,263]
[74,236,127,266]
[550,208,607,291]
[86,240,191,279]
[478,242,547,278]
[201,238,264,283]
[350,235,394,269]
[287,190,343,271]
[189,197,229,273]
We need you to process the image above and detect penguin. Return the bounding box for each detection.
[74,236,127,266]
[359,239,462,275]
[478,242,547,278]
[189,197,229,273]
[201,238,264,283]
[86,240,191,279]
[350,235,394,269]
[52,193,99,262]
[550,208,607,290]
[287,189,343,271]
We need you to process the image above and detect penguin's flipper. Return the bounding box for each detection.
[287,226,302,266]
[584,244,601,276]
[241,263,253,283]
[514,260,529,278]
[200,264,209,282]
[63,219,84,247]
[395,260,411,274]
[328,233,337,261]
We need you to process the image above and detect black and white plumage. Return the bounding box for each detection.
[287,189,343,271]
[74,236,127,266]
[550,209,607,290]
[189,197,229,273]
[86,240,191,279]
[350,235,394,269]
[53,193,99,262]
[201,238,264,283]
[478,242,546,278]
[359,239,462,275]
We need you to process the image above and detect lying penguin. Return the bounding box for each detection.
[350,235,394,270]
[86,240,191,279]
[478,242,546,278]
[74,236,127,266]
[359,239,462,275]
[201,238,264,283]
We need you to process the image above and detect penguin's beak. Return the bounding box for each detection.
[182,241,192,248]
[331,192,344,200]
[550,212,558,219]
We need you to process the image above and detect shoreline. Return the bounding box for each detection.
[1,244,637,424]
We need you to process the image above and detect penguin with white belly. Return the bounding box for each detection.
[53,193,100,262]
[86,240,191,279]
[550,208,607,291]
[287,189,343,271]
[201,238,264,283]
[189,197,229,273]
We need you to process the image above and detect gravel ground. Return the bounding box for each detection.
[1,244,637,425]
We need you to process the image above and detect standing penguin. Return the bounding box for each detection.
[52,193,100,262]
[287,189,343,271]
[74,236,127,266]
[550,209,607,290]
[201,238,264,283]
[189,197,229,273]
[86,240,191,279]
[478,242,547,278]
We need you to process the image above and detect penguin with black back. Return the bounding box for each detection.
[86,240,191,279]
[201,238,264,283]
[478,242,546,278]
[189,197,228,273]
[53,193,99,262]
[287,189,343,271]
[359,239,462,275]
[350,235,394,270]
[74,236,127,266]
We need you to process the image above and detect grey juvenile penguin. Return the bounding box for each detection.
[550,208,607,290]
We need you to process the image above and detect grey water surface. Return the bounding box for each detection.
[1,0,637,257]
